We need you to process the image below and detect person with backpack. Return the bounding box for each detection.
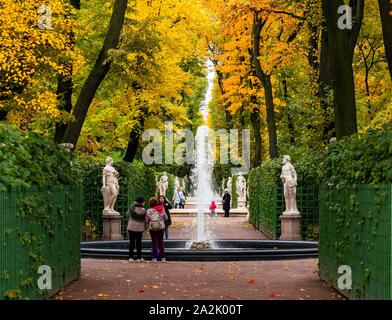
[146,197,168,262]
[159,195,172,240]
[126,196,147,262]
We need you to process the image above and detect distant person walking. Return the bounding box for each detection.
[126,196,146,262]
[173,187,186,209]
[160,195,172,240]
[146,197,168,262]
[222,189,231,217]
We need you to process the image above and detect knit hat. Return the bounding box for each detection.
[135,196,145,204]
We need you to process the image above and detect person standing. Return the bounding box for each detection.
[146,197,168,262]
[126,196,146,262]
[160,195,172,240]
[222,189,231,217]
[209,200,217,217]
[172,187,186,209]
[179,187,186,209]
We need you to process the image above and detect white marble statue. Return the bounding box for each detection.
[158,172,169,196]
[174,176,180,196]
[280,155,300,215]
[236,173,247,200]
[101,157,120,215]
[227,177,232,195]
[182,177,186,192]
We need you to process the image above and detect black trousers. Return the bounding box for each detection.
[224,209,230,217]
[128,231,143,260]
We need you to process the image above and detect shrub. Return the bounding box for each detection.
[0,124,74,190]
[323,125,392,188]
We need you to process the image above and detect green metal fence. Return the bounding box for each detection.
[82,170,157,241]
[319,184,392,300]
[0,186,83,300]
[249,183,319,239]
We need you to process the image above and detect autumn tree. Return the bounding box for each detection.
[61,0,129,147]
[378,0,392,79]
[322,0,365,139]
[0,0,78,124]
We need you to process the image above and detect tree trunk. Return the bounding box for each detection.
[214,65,232,128]
[54,68,74,144]
[322,0,364,139]
[319,27,336,141]
[0,109,7,121]
[379,0,392,79]
[54,0,80,143]
[264,76,279,159]
[282,78,295,145]
[123,127,142,163]
[61,0,129,147]
[308,22,319,71]
[250,107,262,168]
[252,12,279,159]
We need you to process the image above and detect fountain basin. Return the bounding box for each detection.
[81,240,318,261]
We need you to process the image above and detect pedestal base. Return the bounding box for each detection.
[237,199,246,208]
[102,214,123,241]
[279,214,302,241]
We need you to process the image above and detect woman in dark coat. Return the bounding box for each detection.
[222,189,231,217]
[159,195,172,239]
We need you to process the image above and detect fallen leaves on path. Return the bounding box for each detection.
[269,292,277,299]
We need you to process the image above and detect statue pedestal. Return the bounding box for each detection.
[102,212,123,241]
[237,199,246,208]
[279,213,302,241]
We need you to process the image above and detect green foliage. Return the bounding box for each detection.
[0,124,75,190]
[323,125,392,188]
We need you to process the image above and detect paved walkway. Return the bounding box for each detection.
[53,259,342,300]
[55,216,342,300]
[143,216,268,240]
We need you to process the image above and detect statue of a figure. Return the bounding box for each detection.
[182,176,186,192]
[174,176,180,195]
[221,177,226,195]
[227,177,232,195]
[190,174,196,196]
[280,155,300,215]
[236,173,247,200]
[158,172,169,196]
[101,157,120,215]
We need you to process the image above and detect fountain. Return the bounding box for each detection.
[189,59,216,249]
[80,59,318,261]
